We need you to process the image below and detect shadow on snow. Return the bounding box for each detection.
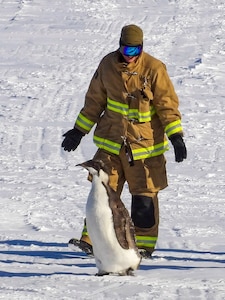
[0,239,68,248]
[140,248,225,271]
[0,239,95,277]
[0,240,224,277]
[0,270,92,277]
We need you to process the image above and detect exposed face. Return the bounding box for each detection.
[119,45,142,64]
[122,54,139,63]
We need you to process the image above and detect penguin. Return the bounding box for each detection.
[77,159,142,276]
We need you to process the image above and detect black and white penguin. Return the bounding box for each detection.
[77,159,142,276]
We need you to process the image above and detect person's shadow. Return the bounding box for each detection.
[0,239,95,277]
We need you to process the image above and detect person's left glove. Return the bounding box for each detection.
[61,128,85,152]
[169,133,187,162]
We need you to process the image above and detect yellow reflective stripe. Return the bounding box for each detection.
[107,97,128,115]
[93,135,121,155]
[107,97,155,123]
[128,109,151,122]
[132,140,169,160]
[94,136,168,159]
[165,120,183,137]
[82,225,88,236]
[136,235,157,248]
[75,113,95,132]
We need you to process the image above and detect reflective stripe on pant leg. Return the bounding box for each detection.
[136,235,157,248]
[80,218,92,245]
[81,219,88,236]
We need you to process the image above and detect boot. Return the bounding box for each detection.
[68,219,93,255]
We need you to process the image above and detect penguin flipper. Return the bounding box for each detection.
[115,203,137,249]
[102,181,137,250]
[109,194,137,250]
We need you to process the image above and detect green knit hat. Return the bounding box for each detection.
[120,24,143,46]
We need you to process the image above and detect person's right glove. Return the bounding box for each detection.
[61,128,85,152]
[169,133,187,162]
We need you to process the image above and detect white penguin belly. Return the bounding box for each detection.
[86,179,140,274]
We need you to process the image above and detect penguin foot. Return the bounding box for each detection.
[118,268,134,276]
[125,268,135,276]
[95,268,135,276]
[95,271,110,276]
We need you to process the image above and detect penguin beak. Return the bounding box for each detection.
[76,160,105,172]
[76,160,110,184]
[76,160,100,176]
[76,160,97,171]
[76,162,89,169]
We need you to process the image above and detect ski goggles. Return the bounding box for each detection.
[120,45,142,57]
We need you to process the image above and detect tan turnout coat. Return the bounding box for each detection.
[75,50,183,161]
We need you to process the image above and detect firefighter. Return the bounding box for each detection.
[62,24,187,258]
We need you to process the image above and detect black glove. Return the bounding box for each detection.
[169,133,187,162]
[61,128,85,152]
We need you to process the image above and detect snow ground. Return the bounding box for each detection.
[0,0,225,299]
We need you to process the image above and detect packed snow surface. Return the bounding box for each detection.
[0,0,225,299]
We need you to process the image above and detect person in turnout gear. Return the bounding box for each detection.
[62,24,187,258]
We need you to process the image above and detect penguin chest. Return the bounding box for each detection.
[86,182,114,240]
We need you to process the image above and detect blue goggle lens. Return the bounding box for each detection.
[121,45,142,57]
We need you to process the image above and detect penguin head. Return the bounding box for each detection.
[76,160,109,185]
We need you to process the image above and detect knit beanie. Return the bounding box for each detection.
[120,24,143,46]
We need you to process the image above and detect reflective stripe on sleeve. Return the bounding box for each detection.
[165,120,183,137]
[75,113,95,132]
